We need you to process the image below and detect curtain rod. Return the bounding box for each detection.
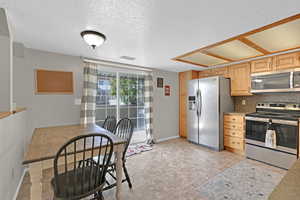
[82,57,153,72]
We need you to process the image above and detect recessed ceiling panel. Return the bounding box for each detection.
[181,52,227,66]
[246,18,300,52]
[205,40,262,60]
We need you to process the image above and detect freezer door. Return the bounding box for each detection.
[187,79,199,144]
[198,77,220,150]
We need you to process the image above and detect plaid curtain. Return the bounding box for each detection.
[80,62,98,125]
[145,73,154,144]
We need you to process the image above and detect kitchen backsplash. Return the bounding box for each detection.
[234,93,300,113]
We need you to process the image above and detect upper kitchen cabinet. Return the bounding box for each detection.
[229,63,252,96]
[251,57,273,73]
[198,66,229,78]
[211,67,229,78]
[273,52,300,71]
[198,70,212,78]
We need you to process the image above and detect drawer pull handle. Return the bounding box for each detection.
[232,125,236,128]
[232,132,235,135]
[232,118,236,121]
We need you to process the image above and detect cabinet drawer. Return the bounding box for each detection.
[224,115,244,124]
[224,123,244,130]
[224,136,244,150]
[224,128,244,139]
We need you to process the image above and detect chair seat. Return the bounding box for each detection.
[92,154,116,166]
[51,165,105,200]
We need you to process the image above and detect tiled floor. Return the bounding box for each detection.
[17,138,285,200]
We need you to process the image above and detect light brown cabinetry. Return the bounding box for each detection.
[273,52,300,71]
[179,70,198,138]
[198,66,229,78]
[224,114,245,155]
[229,63,252,96]
[251,57,273,73]
[198,70,212,78]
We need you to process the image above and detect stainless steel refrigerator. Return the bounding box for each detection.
[187,76,234,151]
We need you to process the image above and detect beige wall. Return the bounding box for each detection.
[153,70,179,141]
[13,47,179,141]
[0,111,29,200]
[13,47,84,131]
[0,8,12,112]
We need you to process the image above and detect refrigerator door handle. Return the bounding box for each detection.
[196,89,200,117]
[199,89,202,117]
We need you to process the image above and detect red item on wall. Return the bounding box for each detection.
[165,85,170,96]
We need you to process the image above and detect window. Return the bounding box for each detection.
[95,71,146,137]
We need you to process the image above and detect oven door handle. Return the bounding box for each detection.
[245,117,270,122]
[271,119,298,126]
[246,116,298,126]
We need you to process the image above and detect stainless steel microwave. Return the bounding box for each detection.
[251,68,300,93]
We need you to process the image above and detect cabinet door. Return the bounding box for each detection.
[179,72,187,96]
[198,70,211,78]
[179,95,187,137]
[251,57,273,73]
[274,52,300,71]
[229,63,252,96]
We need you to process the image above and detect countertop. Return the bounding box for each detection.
[268,159,300,200]
[0,107,26,119]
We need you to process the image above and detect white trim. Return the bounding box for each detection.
[156,135,180,143]
[83,57,153,72]
[12,167,28,200]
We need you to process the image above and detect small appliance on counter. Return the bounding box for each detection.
[187,76,234,151]
[245,102,300,169]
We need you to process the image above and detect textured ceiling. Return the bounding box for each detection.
[0,0,300,72]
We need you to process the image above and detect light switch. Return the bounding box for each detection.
[242,99,246,105]
[74,98,81,105]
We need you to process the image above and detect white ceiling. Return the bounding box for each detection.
[0,0,299,72]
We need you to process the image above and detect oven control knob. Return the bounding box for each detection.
[293,105,297,108]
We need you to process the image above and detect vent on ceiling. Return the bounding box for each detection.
[120,56,136,61]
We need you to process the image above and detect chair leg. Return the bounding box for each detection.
[123,162,132,189]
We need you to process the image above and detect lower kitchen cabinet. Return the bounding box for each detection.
[224,113,245,155]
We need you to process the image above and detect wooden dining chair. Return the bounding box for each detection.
[103,118,134,190]
[51,133,114,200]
[101,116,117,133]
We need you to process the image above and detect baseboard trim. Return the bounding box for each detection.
[12,168,28,200]
[156,135,180,143]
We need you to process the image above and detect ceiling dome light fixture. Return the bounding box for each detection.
[81,30,106,49]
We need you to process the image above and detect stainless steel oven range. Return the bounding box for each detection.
[245,102,299,169]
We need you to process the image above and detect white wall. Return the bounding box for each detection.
[0,111,29,200]
[153,70,179,141]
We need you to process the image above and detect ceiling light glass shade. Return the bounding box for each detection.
[81,31,106,49]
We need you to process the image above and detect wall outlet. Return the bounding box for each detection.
[242,99,246,105]
[74,98,81,105]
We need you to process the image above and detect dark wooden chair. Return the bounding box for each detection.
[103,118,134,190]
[91,118,134,190]
[51,133,114,200]
[101,116,117,133]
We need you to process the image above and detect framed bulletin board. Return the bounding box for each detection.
[35,69,74,94]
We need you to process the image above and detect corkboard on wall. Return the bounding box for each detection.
[35,69,74,94]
